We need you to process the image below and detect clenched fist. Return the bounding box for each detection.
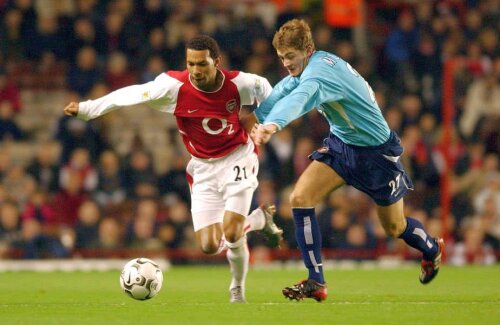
[63,102,79,117]
[252,124,278,146]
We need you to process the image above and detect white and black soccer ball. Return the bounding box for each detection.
[120,257,163,300]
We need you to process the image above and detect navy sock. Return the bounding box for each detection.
[292,208,324,284]
[399,217,438,260]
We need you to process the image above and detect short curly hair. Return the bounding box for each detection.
[272,19,315,52]
[186,35,221,59]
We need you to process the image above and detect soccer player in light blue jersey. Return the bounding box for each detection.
[253,19,444,302]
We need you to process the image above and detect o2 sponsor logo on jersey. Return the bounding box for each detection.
[202,118,234,135]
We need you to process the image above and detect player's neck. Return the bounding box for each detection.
[201,70,224,92]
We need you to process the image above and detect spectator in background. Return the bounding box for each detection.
[74,200,101,249]
[139,0,170,34]
[66,46,102,97]
[0,8,27,61]
[384,10,419,94]
[313,24,335,54]
[52,170,88,226]
[72,0,103,23]
[0,99,23,140]
[449,217,496,266]
[273,186,297,249]
[476,188,500,250]
[0,201,22,257]
[459,62,500,140]
[105,51,137,91]
[343,222,377,254]
[140,54,167,83]
[478,27,498,59]
[93,149,126,208]
[125,198,162,249]
[322,209,350,249]
[9,0,38,38]
[1,165,36,207]
[292,137,314,180]
[68,16,106,61]
[463,8,483,42]
[96,216,123,249]
[413,33,442,113]
[20,190,55,224]
[127,214,162,249]
[158,199,191,249]
[267,128,294,187]
[0,68,21,112]
[384,106,403,135]
[59,147,98,193]
[26,141,60,193]
[158,151,190,205]
[14,218,68,259]
[25,15,66,61]
[452,153,499,225]
[55,111,105,164]
[138,27,171,69]
[122,149,157,199]
[102,10,127,55]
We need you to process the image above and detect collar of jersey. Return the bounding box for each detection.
[188,69,225,93]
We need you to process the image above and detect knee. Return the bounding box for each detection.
[224,228,243,244]
[223,218,244,243]
[382,221,406,238]
[289,189,311,207]
[199,241,221,255]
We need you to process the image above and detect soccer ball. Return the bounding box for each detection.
[120,257,163,300]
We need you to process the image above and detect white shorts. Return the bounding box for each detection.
[186,140,259,231]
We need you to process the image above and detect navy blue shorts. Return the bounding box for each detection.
[309,131,413,206]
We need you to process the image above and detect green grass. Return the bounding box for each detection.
[0,264,499,324]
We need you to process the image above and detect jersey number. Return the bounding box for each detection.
[233,166,248,181]
[388,174,401,196]
[346,62,377,105]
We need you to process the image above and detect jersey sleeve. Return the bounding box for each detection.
[232,71,273,107]
[77,73,181,121]
[255,77,293,123]
[262,78,320,129]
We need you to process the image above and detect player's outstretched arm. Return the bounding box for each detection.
[63,102,79,117]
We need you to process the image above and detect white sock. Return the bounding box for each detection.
[214,236,227,255]
[226,236,249,289]
[243,208,265,234]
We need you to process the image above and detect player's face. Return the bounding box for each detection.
[276,47,311,77]
[186,49,220,91]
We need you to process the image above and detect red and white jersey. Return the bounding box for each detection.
[78,69,272,159]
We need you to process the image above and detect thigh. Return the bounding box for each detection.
[294,160,346,206]
[188,159,226,231]
[222,150,259,201]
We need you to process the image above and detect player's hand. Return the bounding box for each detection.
[63,102,79,117]
[254,124,277,145]
[250,123,260,142]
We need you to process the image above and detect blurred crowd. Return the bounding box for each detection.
[0,0,498,265]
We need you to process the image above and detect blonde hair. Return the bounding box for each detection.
[272,19,315,52]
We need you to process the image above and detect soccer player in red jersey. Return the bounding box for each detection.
[64,35,283,303]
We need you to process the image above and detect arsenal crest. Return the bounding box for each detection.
[226,99,237,113]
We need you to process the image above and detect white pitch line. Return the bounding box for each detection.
[0,301,498,307]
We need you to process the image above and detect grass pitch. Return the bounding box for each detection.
[0,264,498,324]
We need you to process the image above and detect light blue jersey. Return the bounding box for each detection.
[257,51,390,146]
